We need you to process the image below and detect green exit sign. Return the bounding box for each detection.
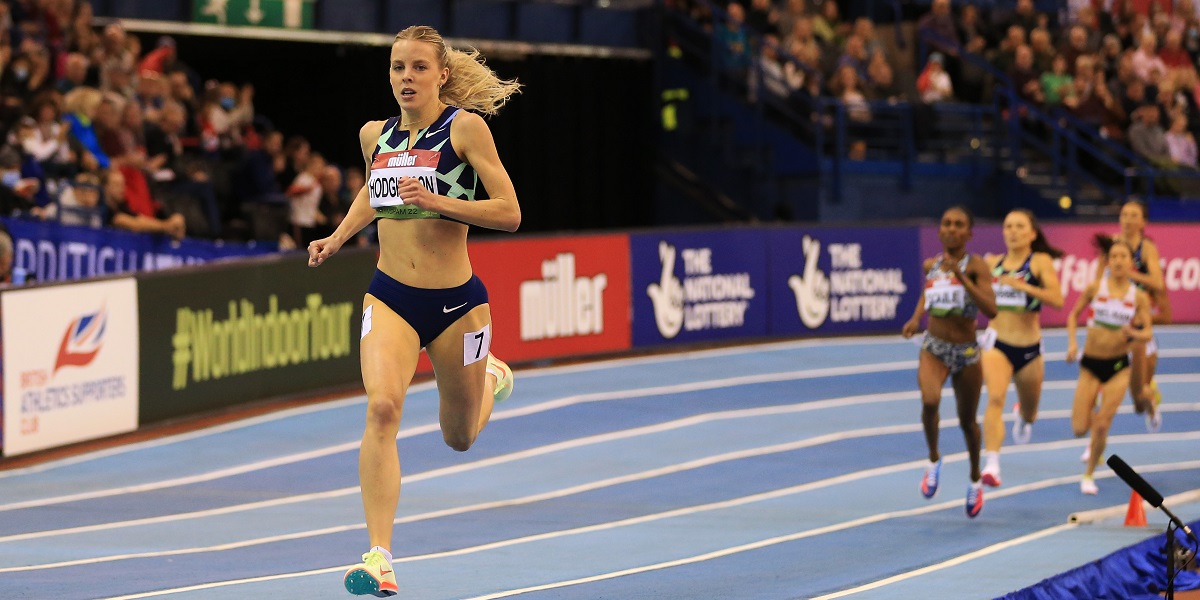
[192,0,315,29]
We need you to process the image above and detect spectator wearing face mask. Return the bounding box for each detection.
[0,53,38,123]
[199,80,254,154]
[134,71,169,125]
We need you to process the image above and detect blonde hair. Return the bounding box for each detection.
[394,26,521,116]
[62,86,104,117]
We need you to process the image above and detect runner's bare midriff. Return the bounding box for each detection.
[376,218,473,289]
[990,310,1042,347]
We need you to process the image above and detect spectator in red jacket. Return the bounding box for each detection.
[102,166,186,240]
[137,35,177,77]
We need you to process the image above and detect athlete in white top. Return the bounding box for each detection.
[1095,200,1167,431]
[1066,240,1153,495]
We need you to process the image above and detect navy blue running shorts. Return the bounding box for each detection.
[366,269,489,348]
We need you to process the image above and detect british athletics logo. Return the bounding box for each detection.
[54,307,107,374]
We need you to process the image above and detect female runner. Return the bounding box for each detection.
[1067,239,1153,494]
[979,209,1063,487]
[307,25,522,596]
[1101,200,1167,432]
[902,206,998,517]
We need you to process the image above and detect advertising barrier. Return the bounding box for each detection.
[136,248,375,424]
[631,229,769,347]
[2,217,276,284]
[767,226,922,336]
[1,278,139,456]
[5,221,1198,458]
[468,234,632,365]
[919,222,1200,327]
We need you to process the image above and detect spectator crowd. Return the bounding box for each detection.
[670,0,1200,173]
[0,0,365,252]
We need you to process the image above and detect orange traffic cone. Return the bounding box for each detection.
[1124,491,1148,527]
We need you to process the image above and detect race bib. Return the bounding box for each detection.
[369,150,440,209]
[976,327,997,351]
[463,324,491,366]
[1091,296,1136,330]
[925,277,966,317]
[993,280,1027,311]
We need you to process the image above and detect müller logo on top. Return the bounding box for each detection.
[386,153,417,167]
[372,150,438,169]
[519,253,608,341]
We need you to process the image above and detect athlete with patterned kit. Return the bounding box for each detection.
[902,206,998,518]
[306,25,521,597]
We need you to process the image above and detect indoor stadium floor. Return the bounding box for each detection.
[2,327,1198,599]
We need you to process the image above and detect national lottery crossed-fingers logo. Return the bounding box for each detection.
[646,241,755,339]
[787,235,831,329]
[786,234,908,330]
[54,306,108,374]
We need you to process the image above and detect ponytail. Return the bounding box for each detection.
[394,26,522,116]
[1093,232,1115,256]
[440,47,522,116]
[1094,233,1135,258]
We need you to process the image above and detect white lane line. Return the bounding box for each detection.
[6,383,1199,544]
[8,363,1200,513]
[99,457,1200,600]
[100,566,348,600]
[24,437,1200,588]
[0,393,931,544]
[0,360,924,511]
[0,420,935,568]
[813,464,1200,599]
[808,524,1081,599]
[453,458,1200,600]
[1040,348,1200,361]
[0,334,921,479]
[0,389,386,480]
[46,444,926,578]
[1068,489,1200,525]
[12,326,1200,479]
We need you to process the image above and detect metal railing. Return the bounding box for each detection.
[664,0,1200,213]
[916,28,1200,204]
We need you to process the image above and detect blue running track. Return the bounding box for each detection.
[1,327,1198,599]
